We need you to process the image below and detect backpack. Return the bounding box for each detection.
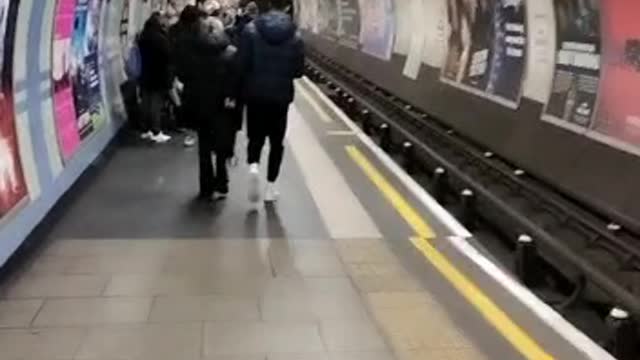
[125,41,142,80]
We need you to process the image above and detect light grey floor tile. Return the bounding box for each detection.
[4,274,108,298]
[104,274,211,296]
[0,299,43,328]
[64,253,167,275]
[346,263,422,293]
[267,353,329,360]
[260,285,369,322]
[149,295,260,322]
[75,323,201,360]
[334,240,397,264]
[328,352,396,360]
[33,297,152,326]
[0,328,85,359]
[204,321,325,356]
[320,319,388,352]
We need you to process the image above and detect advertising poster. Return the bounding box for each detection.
[300,0,319,33]
[592,0,640,150]
[521,0,555,103]
[70,0,105,141]
[358,0,395,60]
[422,0,449,68]
[317,0,339,40]
[0,0,28,216]
[442,0,527,107]
[402,0,427,79]
[542,0,600,128]
[393,0,412,55]
[52,0,81,160]
[337,0,360,48]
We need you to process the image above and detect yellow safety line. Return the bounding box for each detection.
[346,145,554,360]
[346,146,435,239]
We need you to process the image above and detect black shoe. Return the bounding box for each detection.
[196,192,213,202]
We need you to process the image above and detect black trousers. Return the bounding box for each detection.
[140,89,164,134]
[197,125,228,197]
[247,101,289,182]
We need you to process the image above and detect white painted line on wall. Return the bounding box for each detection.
[41,97,63,178]
[39,78,51,93]
[288,105,382,240]
[39,0,55,71]
[14,0,33,82]
[449,235,615,360]
[299,76,472,239]
[15,112,41,199]
[14,89,27,105]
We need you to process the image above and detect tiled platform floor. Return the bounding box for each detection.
[0,237,487,360]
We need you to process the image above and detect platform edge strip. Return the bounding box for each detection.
[346,144,552,360]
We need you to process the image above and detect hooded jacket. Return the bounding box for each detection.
[139,15,172,91]
[239,10,304,104]
[190,18,241,156]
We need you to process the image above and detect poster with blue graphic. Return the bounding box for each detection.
[71,0,104,140]
[442,0,527,108]
[358,0,395,60]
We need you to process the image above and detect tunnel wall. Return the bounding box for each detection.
[0,0,157,267]
[298,0,640,230]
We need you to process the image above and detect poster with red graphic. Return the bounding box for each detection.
[593,0,640,150]
[52,0,81,160]
[0,0,28,216]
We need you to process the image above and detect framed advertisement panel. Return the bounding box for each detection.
[0,0,28,218]
[51,0,105,162]
[358,0,395,61]
[541,0,600,130]
[441,0,527,108]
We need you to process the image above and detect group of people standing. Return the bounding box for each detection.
[135,0,303,204]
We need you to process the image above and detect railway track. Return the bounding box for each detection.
[305,51,640,359]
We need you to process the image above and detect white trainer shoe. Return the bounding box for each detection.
[264,183,280,202]
[248,163,260,203]
[152,132,172,143]
[140,131,154,140]
[183,134,196,147]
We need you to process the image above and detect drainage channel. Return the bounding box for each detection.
[305,52,640,360]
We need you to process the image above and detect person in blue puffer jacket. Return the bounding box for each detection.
[238,0,304,203]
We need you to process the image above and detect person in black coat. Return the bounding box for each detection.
[238,0,304,203]
[138,12,172,143]
[190,17,241,200]
[170,5,203,146]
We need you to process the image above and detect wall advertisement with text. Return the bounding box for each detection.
[0,0,28,218]
[52,0,105,162]
[337,0,360,48]
[441,0,527,108]
[592,0,640,150]
[358,0,395,60]
[542,0,600,128]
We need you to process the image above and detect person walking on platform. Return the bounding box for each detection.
[189,16,241,201]
[170,5,203,147]
[238,0,304,203]
[138,12,173,143]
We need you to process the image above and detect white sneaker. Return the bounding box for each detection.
[248,163,260,203]
[264,183,280,202]
[152,132,172,143]
[183,134,196,147]
[140,131,153,140]
[213,191,228,201]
